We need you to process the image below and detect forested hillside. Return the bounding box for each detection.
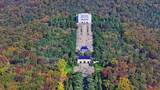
[0,0,159,28]
[0,0,160,90]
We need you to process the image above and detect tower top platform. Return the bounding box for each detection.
[77,13,92,23]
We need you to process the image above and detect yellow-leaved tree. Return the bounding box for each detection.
[54,59,67,90]
[57,82,64,90]
[57,59,67,71]
[7,81,18,90]
[57,59,67,82]
[117,77,132,90]
[0,55,10,74]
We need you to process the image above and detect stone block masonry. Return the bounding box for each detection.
[74,13,94,77]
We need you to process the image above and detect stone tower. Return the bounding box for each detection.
[74,13,94,77]
[76,13,93,53]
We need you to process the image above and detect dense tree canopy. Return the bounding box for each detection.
[0,0,160,89]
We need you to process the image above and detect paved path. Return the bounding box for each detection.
[74,64,94,77]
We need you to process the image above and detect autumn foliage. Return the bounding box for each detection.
[0,55,9,65]
[118,77,132,90]
[123,23,160,51]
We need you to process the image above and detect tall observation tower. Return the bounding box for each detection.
[76,13,94,65]
[74,13,94,76]
[76,13,93,53]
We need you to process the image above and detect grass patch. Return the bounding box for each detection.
[65,65,73,73]
[94,64,103,72]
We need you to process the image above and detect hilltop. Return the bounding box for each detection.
[0,0,160,90]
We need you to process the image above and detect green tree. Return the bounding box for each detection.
[72,73,83,90]
[87,76,96,90]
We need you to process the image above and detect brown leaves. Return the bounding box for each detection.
[0,83,5,90]
[43,70,55,90]
[7,81,18,90]
[41,15,49,23]
[102,68,109,78]
[123,23,160,51]
[115,60,129,77]
[31,32,43,42]
[102,57,136,79]
[147,84,159,90]
[20,50,37,61]
[0,55,9,65]
[15,67,24,75]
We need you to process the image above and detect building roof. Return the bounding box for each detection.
[78,56,91,59]
[81,46,88,50]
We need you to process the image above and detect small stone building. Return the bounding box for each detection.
[77,56,91,64]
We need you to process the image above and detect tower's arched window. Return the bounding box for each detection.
[87,26,89,35]
[81,26,82,35]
